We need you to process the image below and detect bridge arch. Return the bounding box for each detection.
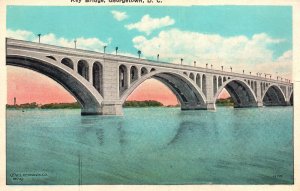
[202,74,206,96]
[141,67,148,76]
[46,55,56,61]
[214,79,258,108]
[119,64,128,94]
[189,73,195,81]
[218,76,222,87]
[130,65,138,83]
[78,60,89,81]
[262,84,286,106]
[92,61,103,95]
[61,57,74,69]
[120,70,207,110]
[7,55,103,115]
[196,73,201,88]
[213,76,217,95]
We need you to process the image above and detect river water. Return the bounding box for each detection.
[6,107,293,185]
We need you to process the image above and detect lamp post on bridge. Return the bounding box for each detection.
[206,63,208,68]
[115,46,118,55]
[74,39,77,49]
[221,66,223,71]
[211,64,213,69]
[243,70,244,74]
[180,58,183,65]
[103,46,107,54]
[194,61,196,67]
[250,72,251,75]
[137,50,142,59]
[230,67,232,72]
[37,34,41,43]
[157,54,159,61]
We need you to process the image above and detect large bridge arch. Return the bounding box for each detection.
[120,70,207,110]
[213,78,258,108]
[7,54,104,115]
[262,84,287,106]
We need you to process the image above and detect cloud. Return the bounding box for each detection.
[125,14,175,35]
[7,29,35,41]
[7,29,110,52]
[111,10,128,21]
[132,29,292,78]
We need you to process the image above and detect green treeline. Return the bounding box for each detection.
[6,102,39,109]
[6,102,80,109]
[123,100,163,107]
[216,98,234,106]
[41,102,80,109]
[6,98,234,109]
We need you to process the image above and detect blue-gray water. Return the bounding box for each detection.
[6,107,293,185]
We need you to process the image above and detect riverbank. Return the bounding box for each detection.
[6,98,234,109]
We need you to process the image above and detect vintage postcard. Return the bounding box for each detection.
[0,0,299,191]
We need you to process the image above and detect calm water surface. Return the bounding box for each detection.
[6,107,293,185]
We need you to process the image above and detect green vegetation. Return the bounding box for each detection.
[6,102,38,109]
[41,102,80,109]
[6,102,80,109]
[6,98,234,110]
[123,100,163,107]
[216,98,234,106]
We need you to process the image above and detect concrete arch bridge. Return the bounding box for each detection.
[6,38,293,115]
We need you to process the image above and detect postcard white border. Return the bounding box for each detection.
[0,0,299,191]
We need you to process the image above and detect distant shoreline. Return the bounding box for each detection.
[6,98,234,109]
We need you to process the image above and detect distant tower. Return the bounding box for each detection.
[14,97,16,106]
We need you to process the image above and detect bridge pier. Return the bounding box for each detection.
[257,101,263,107]
[205,102,216,110]
[101,101,123,115]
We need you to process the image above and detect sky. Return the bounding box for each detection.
[6,6,293,105]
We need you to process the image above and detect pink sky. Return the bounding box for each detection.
[7,66,228,105]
